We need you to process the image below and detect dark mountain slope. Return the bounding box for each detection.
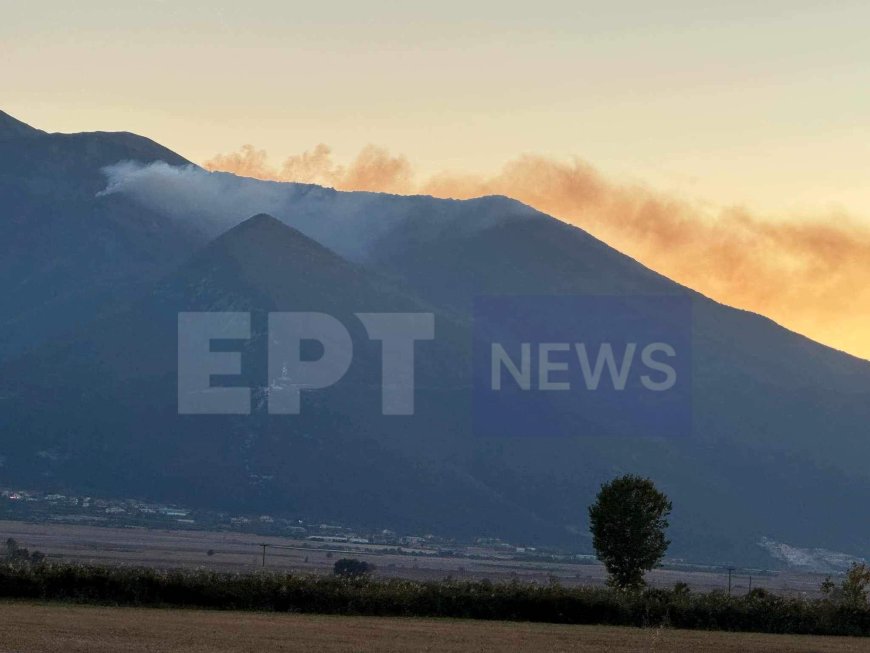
[0,215,553,541]
[5,210,870,564]
[362,207,870,561]
[367,208,870,447]
[0,112,203,360]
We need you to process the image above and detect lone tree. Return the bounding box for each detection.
[588,474,672,590]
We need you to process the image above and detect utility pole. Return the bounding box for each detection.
[748,575,752,593]
[727,567,735,596]
[260,543,267,568]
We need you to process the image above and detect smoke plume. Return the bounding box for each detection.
[204,145,870,359]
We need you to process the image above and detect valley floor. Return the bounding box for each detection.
[0,602,866,653]
[0,520,828,596]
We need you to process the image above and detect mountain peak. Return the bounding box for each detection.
[218,213,313,247]
[233,213,287,232]
[0,110,44,139]
[163,212,403,314]
[205,213,348,273]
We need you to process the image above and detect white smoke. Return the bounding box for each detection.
[98,161,288,238]
[97,161,536,261]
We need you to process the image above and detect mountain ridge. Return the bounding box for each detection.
[0,109,45,139]
[3,112,870,565]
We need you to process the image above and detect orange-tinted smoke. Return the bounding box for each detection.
[205,146,870,360]
[205,144,413,194]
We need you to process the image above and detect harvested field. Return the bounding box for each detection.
[0,602,867,653]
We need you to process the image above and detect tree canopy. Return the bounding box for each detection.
[588,474,672,589]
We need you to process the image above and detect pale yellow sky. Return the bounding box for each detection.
[4,0,870,217]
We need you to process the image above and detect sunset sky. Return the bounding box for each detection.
[4,1,870,357]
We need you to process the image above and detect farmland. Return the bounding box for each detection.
[0,602,867,652]
[0,520,827,597]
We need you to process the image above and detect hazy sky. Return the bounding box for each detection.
[5,1,870,357]
[4,1,870,216]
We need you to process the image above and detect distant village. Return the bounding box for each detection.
[0,486,589,564]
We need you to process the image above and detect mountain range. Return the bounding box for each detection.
[1,109,869,567]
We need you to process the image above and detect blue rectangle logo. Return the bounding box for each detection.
[472,295,692,438]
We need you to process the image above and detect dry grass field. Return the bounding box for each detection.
[0,520,828,596]
[0,602,867,652]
